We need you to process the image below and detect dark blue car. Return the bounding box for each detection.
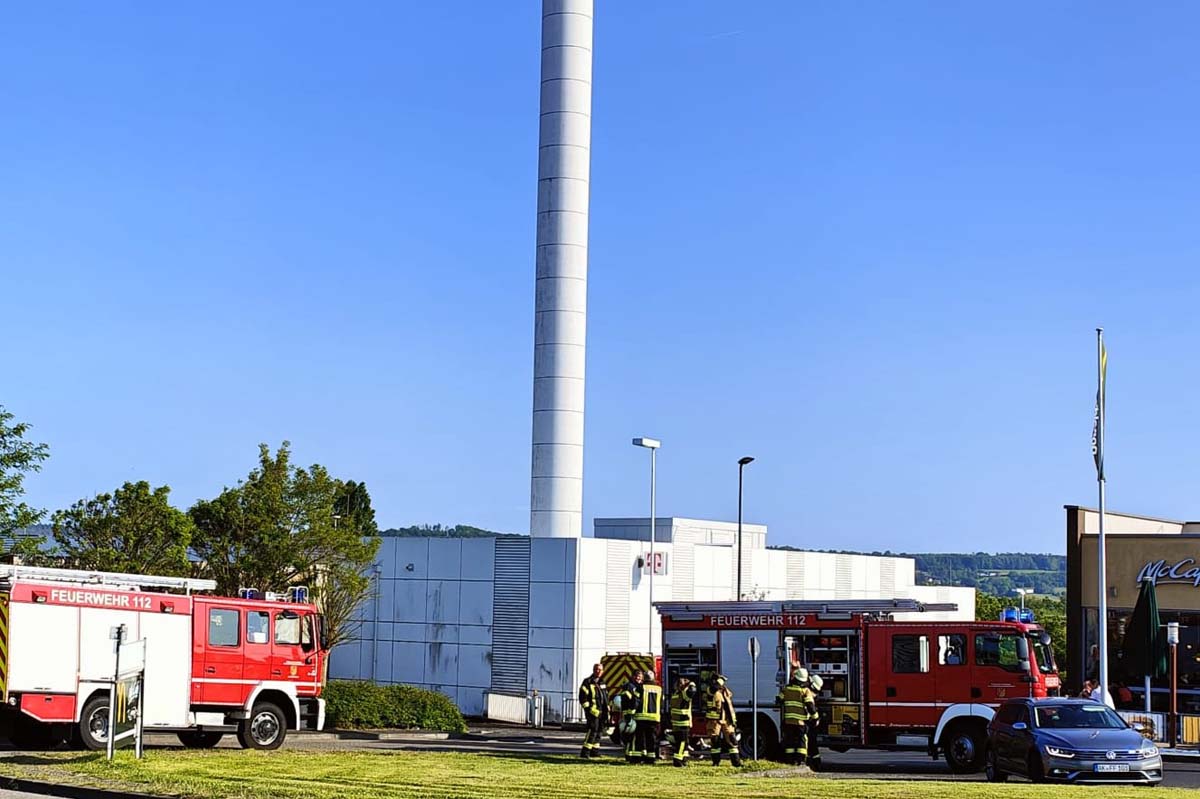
[986,697,1162,784]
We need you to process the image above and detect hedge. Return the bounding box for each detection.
[323,680,467,732]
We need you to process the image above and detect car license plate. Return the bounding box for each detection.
[1094,764,1129,773]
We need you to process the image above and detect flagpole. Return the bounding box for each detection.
[1096,327,1110,707]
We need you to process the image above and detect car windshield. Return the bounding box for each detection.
[1035,704,1126,729]
[1028,635,1057,674]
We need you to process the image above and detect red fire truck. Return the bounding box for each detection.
[0,566,328,751]
[655,598,1060,772]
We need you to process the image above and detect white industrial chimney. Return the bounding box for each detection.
[530,0,593,538]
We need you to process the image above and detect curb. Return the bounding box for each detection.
[0,776,170,799]
[293,730,452,742]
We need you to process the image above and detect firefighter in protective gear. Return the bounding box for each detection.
[668,677,696,767]
[578,663,609,758]
[776,667,818,765]
[703,674,741,767]
[633,670,663,764]
[618,670,645,763]
[806,672,824,769]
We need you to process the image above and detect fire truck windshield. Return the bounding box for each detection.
[1028,633,1057,674]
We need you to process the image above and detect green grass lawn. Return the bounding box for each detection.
[0,750,1183,799]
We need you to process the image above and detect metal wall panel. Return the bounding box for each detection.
[786,551,806,596]
[604,541,631,651]
[880,558,896,595]
[672,539,695,602]
[491,537,531,693]
[835,554,853,598]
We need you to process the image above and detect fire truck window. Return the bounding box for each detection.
[247,611,270,645]
[208,609,240,647]
[301,614,314,651]
[974,632,1022,671]
[892,634,929,674]
[275,612,302,646]
[938,634,966,666]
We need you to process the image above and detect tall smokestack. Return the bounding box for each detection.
[530,0,592,538]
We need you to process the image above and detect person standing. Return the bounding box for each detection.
[805,672,824,770]
[776,668,817,765]
[578,663,609,758]
[619,670,646,763]
[634,670,662,764]
[704,674,742,767]
[668,677,697,767]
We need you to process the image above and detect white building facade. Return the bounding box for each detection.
[329,518,974,718]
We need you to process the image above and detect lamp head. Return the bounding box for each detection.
[633,437,661,449]
[738,456,755,466]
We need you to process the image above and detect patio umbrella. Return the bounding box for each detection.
[1119,577,1167,711]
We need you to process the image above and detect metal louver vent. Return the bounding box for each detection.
[605,542,631,650]
[491,537,531,693]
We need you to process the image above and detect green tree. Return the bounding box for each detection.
[188,443,380,648]
[51,481,193,575]
[0,406,50,561]
[335,480,378,537]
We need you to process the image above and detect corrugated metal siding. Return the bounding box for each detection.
[491,538,530,694]
[835,554,852,598]
[880,558,896,595]
[672,544,694,602]
[786,552,805,597]
[605,541,631,651]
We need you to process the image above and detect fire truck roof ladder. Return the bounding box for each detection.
[653,598,959,616]
[0,565,217,594]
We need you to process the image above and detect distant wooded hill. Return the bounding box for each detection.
[768,547,1066,596]
[380,524,519,538]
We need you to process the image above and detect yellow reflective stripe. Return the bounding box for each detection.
[0,594,9,700]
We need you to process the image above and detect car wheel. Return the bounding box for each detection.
[985,747,1008,782]
[237,702,286,750]
[1027,751,1047,784]
[943,722,986,773]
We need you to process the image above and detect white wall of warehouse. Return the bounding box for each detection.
[329,519,974,719]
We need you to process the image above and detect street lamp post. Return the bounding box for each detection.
[737,457,754,601]
[634,437,661,653]
[1016,588,1032,611]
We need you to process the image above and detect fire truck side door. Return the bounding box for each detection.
[880,629,936,730]
[199,605,246,705]
[969,629,1024,706]
[271,610,316,688]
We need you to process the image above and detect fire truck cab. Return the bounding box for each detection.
[656,599,1059,772]
[0,566,328,751]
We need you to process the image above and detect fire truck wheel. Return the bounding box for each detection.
[237,702,286,750]
[178,731,224,749]
[942,721,986,773]
[78,695,111,752]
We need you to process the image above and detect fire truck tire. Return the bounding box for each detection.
[178,731,224,749]
[78,695,111,752]
[736,713,777,761]
[237,702,286,750]
[941,720,986,773]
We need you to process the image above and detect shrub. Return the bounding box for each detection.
[324,680,466,732]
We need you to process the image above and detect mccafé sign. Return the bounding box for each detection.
[1137,558,1200,587]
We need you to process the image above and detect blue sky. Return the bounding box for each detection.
[5,2,1200,553]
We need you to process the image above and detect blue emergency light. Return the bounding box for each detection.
[1000,607,1019,622]
[1019,608,1035,624]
